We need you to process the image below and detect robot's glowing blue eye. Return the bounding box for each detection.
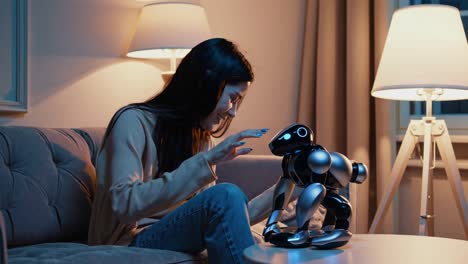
[280,133,291,140]
[297,127,308,137]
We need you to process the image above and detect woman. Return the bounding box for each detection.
[88,38,273,263]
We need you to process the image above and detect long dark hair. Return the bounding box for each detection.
[102,38,254,177]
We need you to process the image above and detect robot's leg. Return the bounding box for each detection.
[311,191,352,249]
[284,183,326,246]
[263,177,295,241]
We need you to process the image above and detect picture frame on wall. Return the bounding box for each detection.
[0,0,27,113]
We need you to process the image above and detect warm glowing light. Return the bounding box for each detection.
[127,2,211,59]
[371,5,468,101]
[127,48,191,59]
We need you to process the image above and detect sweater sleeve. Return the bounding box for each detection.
[102,109,217,224]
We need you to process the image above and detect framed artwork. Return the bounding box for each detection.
[0,0,27,112]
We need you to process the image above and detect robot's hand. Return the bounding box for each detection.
[262,223,282,242]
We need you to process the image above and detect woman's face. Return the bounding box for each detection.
[200,81,250,131]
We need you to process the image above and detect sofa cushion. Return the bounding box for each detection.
[72,128,106,166]
[8,243,206,264]
[0,127,100,246]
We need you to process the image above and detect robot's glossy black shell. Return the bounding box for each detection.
[282,146,328,187]
[269,124,313,156]
[324,174,345,189]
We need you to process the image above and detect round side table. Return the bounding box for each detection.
[243,234,468,264]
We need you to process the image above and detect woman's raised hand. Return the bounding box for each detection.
[204,128,269,165]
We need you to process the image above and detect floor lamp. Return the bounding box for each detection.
[126,2,211,82]
[369,5,468,237]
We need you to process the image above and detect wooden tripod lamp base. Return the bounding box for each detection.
[369,118,468,237]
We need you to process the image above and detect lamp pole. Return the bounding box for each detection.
[419,89,436,235]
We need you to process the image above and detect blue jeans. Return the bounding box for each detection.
[129,183,255,264]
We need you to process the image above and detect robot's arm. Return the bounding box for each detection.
[262,174,295,241]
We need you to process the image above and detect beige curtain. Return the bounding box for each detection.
[297,0,397,233]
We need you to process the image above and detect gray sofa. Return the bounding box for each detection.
[0,127,282,264]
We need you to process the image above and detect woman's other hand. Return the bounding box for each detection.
[204,128,269,165]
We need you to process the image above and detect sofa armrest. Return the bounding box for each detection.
[216,155,282,200]
[0,212,7,264]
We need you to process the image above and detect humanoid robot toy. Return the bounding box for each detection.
[262,123,368,249]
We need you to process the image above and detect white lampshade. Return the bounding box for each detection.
[371,5,468,101]
[127,2,211,59]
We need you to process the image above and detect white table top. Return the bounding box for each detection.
[243,234,468,264]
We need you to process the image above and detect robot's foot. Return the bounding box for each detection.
[267,228,352,249]
[269,231,309,248]
[310,229,352,249]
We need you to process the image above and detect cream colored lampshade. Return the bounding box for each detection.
[371,5,468,101]
[127,2,211,59]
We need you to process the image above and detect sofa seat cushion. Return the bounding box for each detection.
[8,243,206,264]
